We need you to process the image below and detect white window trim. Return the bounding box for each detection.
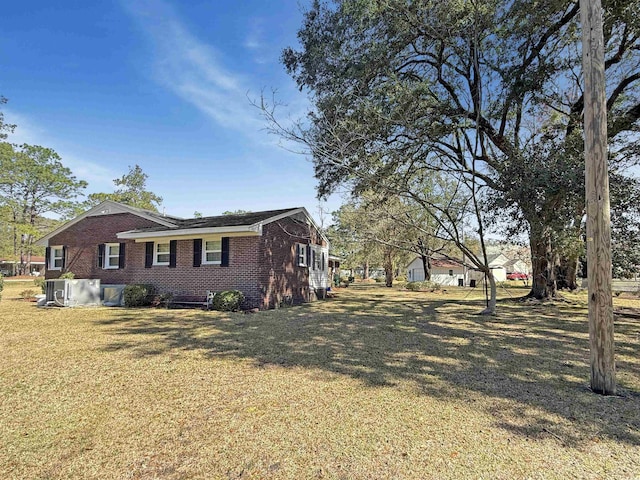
[104,243,120,270]
[50,246,64,271]
[202,238,222,265]
[153,241,170,266]
[297,243,307,267]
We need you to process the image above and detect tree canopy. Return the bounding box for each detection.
[0,143,87,272]
[279,0,640,299]
[87,165,163,212]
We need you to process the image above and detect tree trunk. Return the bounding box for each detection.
[421,254,431,281]
[480,270,497,315]
[363,261,369,280]
[528,224,558,299]
[557,254,579,290]
[384,249,393,287]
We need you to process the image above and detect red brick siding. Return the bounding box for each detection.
[45,212,326,309]
[258,217,325,309]
[46,213,159,282]
[126,236,261,308]
[46,213,263,307]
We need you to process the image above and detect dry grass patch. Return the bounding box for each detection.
[0,281,639,479]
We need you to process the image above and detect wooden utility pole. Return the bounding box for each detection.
[580,0,616,395]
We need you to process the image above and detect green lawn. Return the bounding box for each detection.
[1,280,639,479]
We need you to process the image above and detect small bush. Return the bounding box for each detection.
[123,284,155,307]
[151,293,173,308]
[210,290,245,311]
[406,281,442,291]
[20,289,38,300]
[60,271,75,279]
[34,276,45,293]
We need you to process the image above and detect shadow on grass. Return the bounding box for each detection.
[96,285,640,448]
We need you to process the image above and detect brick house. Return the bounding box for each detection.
[36,201,329,309]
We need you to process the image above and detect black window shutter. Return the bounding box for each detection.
[295,244,300,265]
[62,245,67,269]
[221,237,230,267]
[45,247,51,269]
[322,252,325,271]
[193,239,202,267]
[118,243,126,269]
[145,242,154,268]
[312,250,316,270]
[306,244,311,267]
[98,244,105,268]
[169,240,177,268]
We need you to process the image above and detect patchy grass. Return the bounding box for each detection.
[1,281,639,479]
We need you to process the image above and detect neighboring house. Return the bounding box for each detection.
[504,258,530,275]
[487,253,510,269]
[406,257,466,286]
[0,256,46,276]
[35,201,329,309]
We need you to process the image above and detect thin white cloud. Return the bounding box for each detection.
[244,18,271,65]
[3,110,45,145]
[123,0,265,133]
[2,109,118,191]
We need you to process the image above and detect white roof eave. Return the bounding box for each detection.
[117,224,261,240]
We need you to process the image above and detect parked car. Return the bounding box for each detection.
[506,272,529,280]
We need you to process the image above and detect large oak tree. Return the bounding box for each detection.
[281,0,640,299]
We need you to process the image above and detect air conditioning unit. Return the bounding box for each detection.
[45,279,101,307]
[101,284,126,307]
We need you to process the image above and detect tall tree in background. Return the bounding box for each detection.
[328,202,382,280]
[334,193,453,283]
[0,143,87,274]
[277,0,640,300]
[87,165,162,212]
[0,96,16,141]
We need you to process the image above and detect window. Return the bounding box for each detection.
[202,239,222,264]
[104,243,120,269]
[50,246,64,270]
[449,269,454,276]
[154,242,170,265]
[297,244,306,266]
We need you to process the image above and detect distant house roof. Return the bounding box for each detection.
[432,258,464,269]
[407,256,464,269]
[487,253,511,267]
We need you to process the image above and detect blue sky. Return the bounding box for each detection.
[1,0,342,222]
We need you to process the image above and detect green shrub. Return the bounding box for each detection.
[20,289,38,300]
[34,276,45,293]
[151,293,173,308]
[210,290,245,311]
[60,271,75,279]
[123,284,155,307]
[406,281,441,291]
